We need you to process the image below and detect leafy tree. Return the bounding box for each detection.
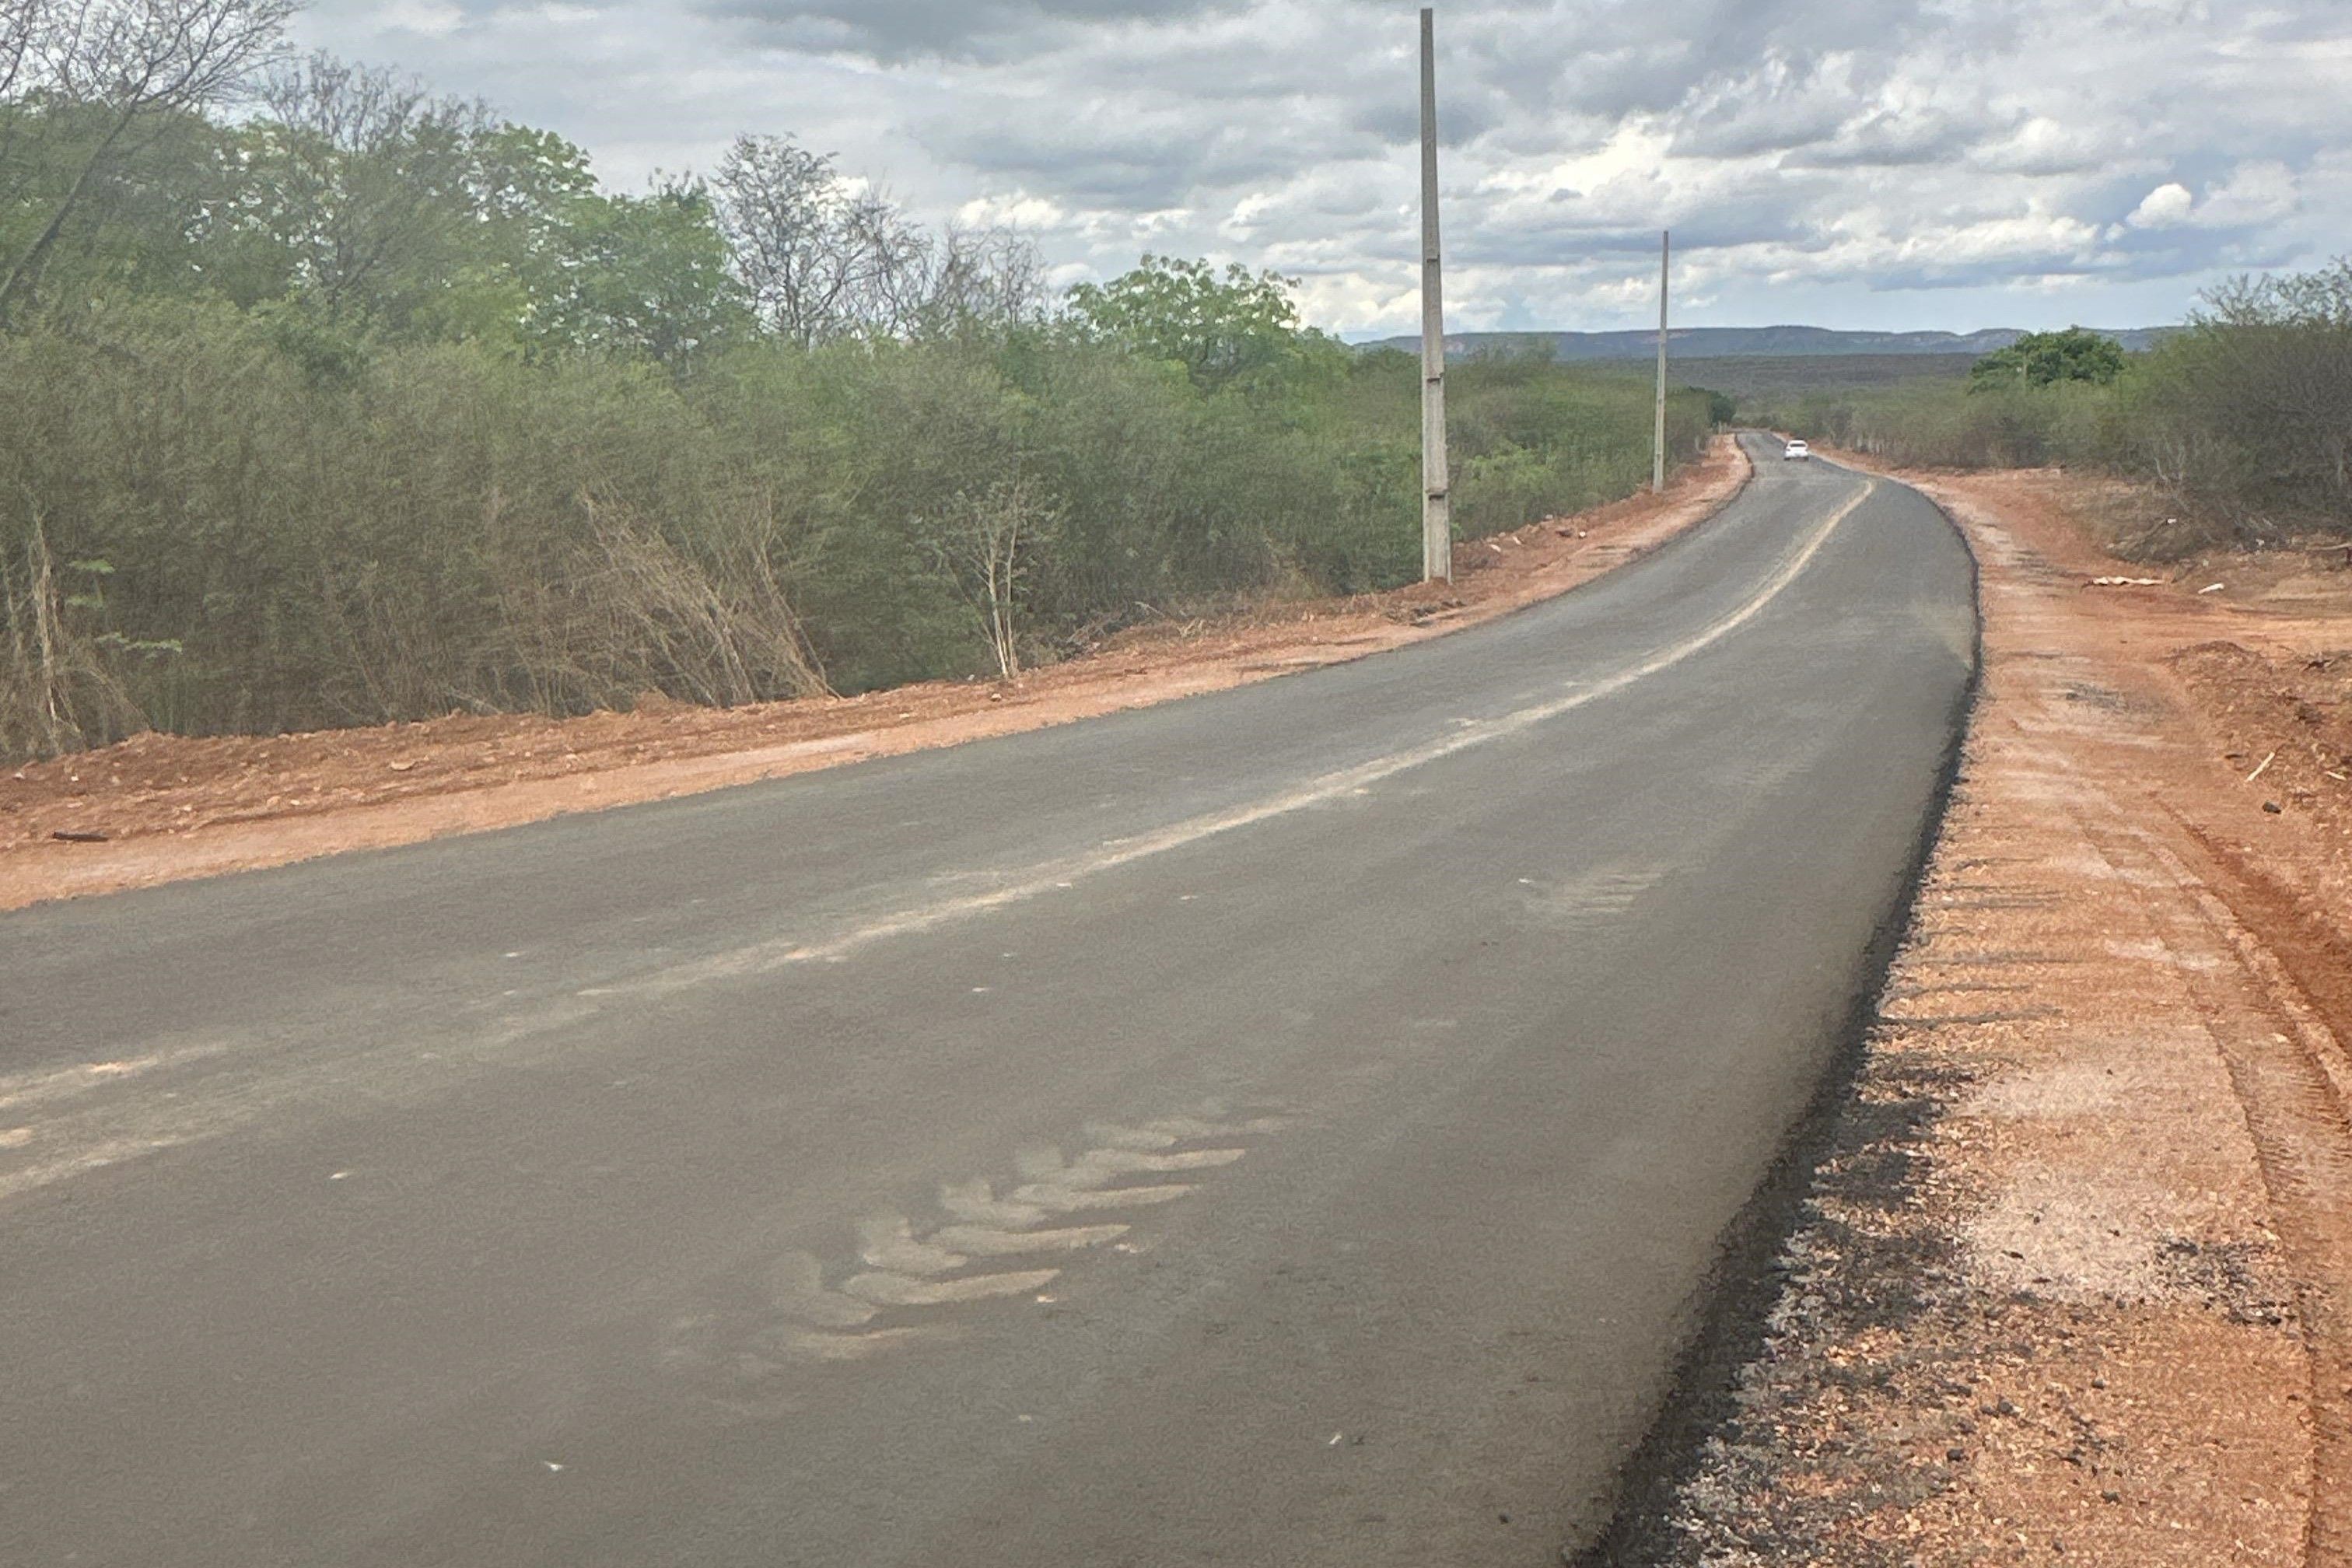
[0,0,296,324]
[1065,254,1341,394]
[430,122,603,351]
[520,175,746,366]
[0,96,226,308]
[215,54,492,328]
[208,73,745,367]
[1968,327,2126,391]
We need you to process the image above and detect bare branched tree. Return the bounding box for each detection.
[921,476,1059,679]
[0,0,296,322]
[261,47,427,150]
[0,0,40,99]
[712,134,880,348]
[709,131,1048,348]
[0,0,44,194]
[833,182,926,334]
[916,222,1052,336]
[1,508,146,757]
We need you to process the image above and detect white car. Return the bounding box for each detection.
[1783,439,1811,460]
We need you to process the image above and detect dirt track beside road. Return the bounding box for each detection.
[1626,463,2352,1566]
[0,439,1747,909]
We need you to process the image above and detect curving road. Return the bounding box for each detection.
[0,436,1976,1566]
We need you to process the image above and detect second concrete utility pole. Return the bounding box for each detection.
[1653,229,1669,493]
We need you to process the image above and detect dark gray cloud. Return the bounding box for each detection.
[293,0,2352,334]
[694,0,1251,61]
[1783,107,2014,171]
[927,104,1307,208]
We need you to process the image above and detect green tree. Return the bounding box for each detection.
[0,0,296,324]
[1969,327,2126,391]
[1065,254,1340,394]
[518,176,746,366]
[207,75,745,368]
[0,97,228,312]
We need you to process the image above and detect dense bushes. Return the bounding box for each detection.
[1748,377,2116,471]
[1746,263,2352,555]
[0,304,1713,758]
[2128,264,2352,531]
[0,309,827,753]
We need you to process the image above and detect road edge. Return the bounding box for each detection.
[1565,457,1986,1566]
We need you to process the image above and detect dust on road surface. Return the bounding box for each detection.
[0,439,1748,908]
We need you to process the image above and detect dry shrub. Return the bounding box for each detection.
[0,518,149,759]
[502,491,829,712]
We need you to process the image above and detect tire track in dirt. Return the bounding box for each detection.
[2144,822,2352,1566]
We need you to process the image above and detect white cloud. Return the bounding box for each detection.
[2129,182,2196,229]
[2126,163,2301,236]
[955,191,1070,231]
[289,0,2351,335]
[375,0,465,38]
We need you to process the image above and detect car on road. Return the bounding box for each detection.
[1783,439,1811,460]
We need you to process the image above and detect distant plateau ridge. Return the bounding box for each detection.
[1361,324,2173,361]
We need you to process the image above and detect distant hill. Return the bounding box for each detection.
[1362,324,2174,362]
[1666,353,1975,401]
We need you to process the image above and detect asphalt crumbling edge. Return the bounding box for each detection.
[1563,470,1987,1566]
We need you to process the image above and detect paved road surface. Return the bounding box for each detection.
[0,437,1975,1566]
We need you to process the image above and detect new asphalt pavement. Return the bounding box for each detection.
[0,435,1976,1565]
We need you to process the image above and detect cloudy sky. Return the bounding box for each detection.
[290,0,2350,337]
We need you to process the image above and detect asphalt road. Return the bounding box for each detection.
[0,436,1976,1566]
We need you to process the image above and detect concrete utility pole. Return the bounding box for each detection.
[1653,229,1669,493]
[1419,6,1451,583]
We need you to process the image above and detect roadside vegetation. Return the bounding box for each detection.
[1746,278,2352,557]
[0,0,1713,761]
